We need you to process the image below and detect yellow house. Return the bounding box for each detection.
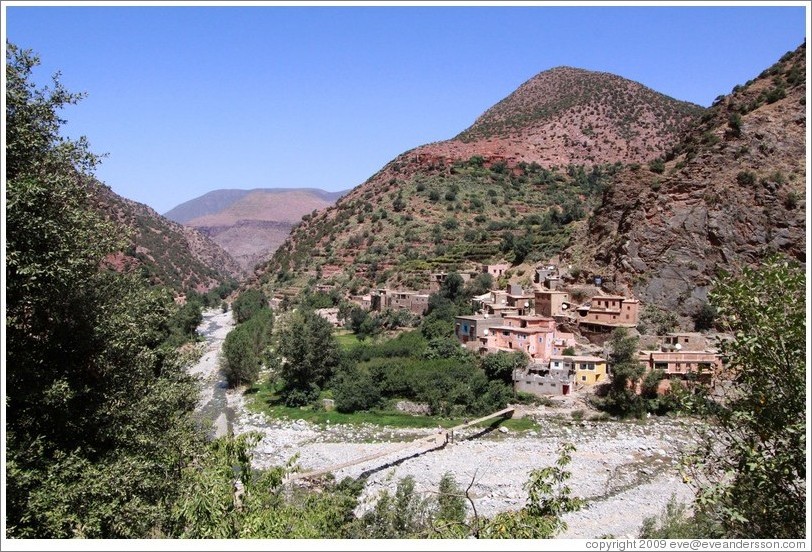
[549,355,607,386]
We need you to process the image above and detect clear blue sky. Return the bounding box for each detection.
[4,2,807,214]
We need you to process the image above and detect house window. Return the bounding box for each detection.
[581,376,587,381]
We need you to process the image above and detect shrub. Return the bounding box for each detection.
[736,171,756,187]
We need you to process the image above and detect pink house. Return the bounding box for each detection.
[479,315,575,361]
[577,294,639,331]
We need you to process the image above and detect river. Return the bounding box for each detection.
[188,308,237,439]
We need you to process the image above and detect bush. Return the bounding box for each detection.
[736,171,756,187]
[332,367,382,413]
[648,158,665,174]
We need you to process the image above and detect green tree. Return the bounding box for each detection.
[6,43,202,537]
[232,288,268,324]
[594,328,647,417]
[276,308,341,404]
[685,258,805,538]
[693,301,717,331]
[480,350,529,385]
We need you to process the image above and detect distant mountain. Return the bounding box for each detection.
[164,188,347,224]
[562,43,806,320]
[253,66,704,295]
[90,182,245,292]
[164,188,349,272]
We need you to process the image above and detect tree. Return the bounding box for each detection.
[232,288,268,324]
[594,328,647,417]
[481,350,528,385]
[6,43,203,538]
[276,308,341,404]
[693,301,717,331]
[685,258,805,538]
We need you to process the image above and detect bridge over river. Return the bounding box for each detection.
[288,407,515,482]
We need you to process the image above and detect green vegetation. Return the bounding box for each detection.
[591,328,678,418]
[262,159,622,293]
[6,42,207,538]
[275,308,342,406]
[684,258,805,538]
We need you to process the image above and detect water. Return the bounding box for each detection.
[189,308,237,439]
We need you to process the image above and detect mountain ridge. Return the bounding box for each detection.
[253,64,706,295]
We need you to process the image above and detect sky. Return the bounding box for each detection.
[3,1,808,214]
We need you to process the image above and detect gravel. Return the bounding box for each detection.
[231,392,701,539]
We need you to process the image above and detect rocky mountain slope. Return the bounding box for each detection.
[91,182,245,293]
[165,188,347,272]
[562,43,806,319]
[255,67,704,294]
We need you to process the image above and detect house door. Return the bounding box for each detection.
[562,384,570,395]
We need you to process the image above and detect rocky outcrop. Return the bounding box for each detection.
[566,43,806,319]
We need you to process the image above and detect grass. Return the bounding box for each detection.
[333,329,364,350]
[244,379,538,432]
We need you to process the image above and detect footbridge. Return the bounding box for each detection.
[287,407,514,482]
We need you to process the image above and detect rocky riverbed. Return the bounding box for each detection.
[190,309,701,539]
[231,391,701,539]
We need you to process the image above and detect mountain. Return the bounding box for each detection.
[90,181,245,293]
[165,188,348,272]
[164,188,347,223]
[253,66,704,294]
[561,43,806,320]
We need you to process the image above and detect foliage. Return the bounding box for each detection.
[221,308,274,387]
[5,42,203,538]
[480,350,529,385]
[169,433,361,538]
[639,495,720,538]
[693,301,717,331]
[592,328,649,418]
[685,258,805,538]
[276,308,341,402]
[232,288,269,324]
[639,304,678,335]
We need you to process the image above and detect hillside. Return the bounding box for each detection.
[166,188,348,271]
[90,181,245,293]
[255,66,704,294]
[562,43,806,319]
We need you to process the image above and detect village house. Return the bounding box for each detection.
[534,265,557,285]
[348,294,372,310]
[513,362,576,396]
[478,315,575,360]
[482,262,510,278]
[637,349,722,386]
[576,294,640,332]
[506,284,535,316]
[534,289,572,318]
[550,355,607,385]
[428,271,473,292]
[661,332,708,352]
[472,290,518,316]
[371,289,430,316]
[454,314,504,351]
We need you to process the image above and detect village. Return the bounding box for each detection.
[298,261,724,401]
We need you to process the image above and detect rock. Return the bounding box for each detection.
[498,426,509,434]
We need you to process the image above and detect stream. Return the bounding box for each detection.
[188,308,237,439]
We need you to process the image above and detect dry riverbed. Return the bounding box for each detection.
[232,392,700,539]
[190,309,700,539]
